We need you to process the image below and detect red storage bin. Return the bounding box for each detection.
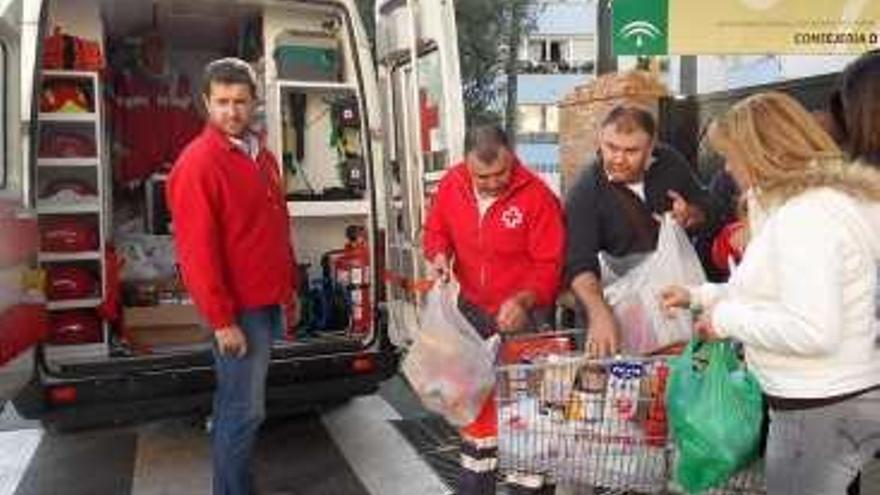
[38,132,97,159]
[41,179,97,200]
[42,27,65,70]
[41,27,105,71]
[40,218,99,252]
[46,266,99,301]
[48,310,102,345]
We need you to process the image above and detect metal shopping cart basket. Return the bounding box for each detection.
[495,340,766,494]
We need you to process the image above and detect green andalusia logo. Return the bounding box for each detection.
[612,0,669,55]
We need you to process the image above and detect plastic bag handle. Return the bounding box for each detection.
[680,338,742,374]
[679,337,702,362]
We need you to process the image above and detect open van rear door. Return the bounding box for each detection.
[0,0,46,405]
[375,0,464,346]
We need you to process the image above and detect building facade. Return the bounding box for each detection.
[514,0,596,195]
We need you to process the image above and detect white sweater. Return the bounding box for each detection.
[692,188,880,399]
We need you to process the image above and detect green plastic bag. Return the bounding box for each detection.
[667,339,764,493]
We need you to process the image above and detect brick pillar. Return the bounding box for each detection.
[558,70,669,193]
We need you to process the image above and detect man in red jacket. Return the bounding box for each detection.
[424,125,565,495]
[167,58,297,495]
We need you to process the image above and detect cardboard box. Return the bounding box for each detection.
[124,303,211,350]
[124,303,203,328]
[129,324,212,348]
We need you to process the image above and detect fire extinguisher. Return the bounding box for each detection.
[333,225,371,335]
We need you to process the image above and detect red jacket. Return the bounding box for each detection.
[423,160,564,315]
[167,125,296,329]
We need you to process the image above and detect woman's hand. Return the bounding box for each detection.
[660,285,691,317]
[694,316,722,342]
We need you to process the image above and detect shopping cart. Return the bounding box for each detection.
[495,343,765,494]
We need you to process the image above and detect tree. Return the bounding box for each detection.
[455,0,507,125]
[501,0,536,145]
[457,0,540,133]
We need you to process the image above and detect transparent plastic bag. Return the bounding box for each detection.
[401,281,498,426]
[386,299,420,347]
[604,215,706,354]
[599,251,650,286]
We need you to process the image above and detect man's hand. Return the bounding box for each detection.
[496,296,531,333]
[572,272,620,357]
[667,190,706,230]
[660,285,691,317]
[428,253,451,283]
[586,308,620,357]
[215,325,248,358]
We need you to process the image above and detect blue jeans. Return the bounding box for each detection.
[212,305,281,495]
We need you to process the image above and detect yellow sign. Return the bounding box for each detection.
[668,0,880,54]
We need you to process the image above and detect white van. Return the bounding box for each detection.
[0,0,463,429]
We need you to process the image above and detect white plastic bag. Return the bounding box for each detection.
[118,235,178,281]
[401,281,497,426]
[604,215,706,355]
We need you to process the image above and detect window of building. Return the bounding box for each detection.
[549,41,562,63]
[517,104,560,138]
[571,38,594,64]
[518,105,546,134]
[526,38,571,65]
[545,105,559,134]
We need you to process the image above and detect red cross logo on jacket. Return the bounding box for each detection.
[501,206,524,229]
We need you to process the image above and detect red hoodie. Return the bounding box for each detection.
[423,160,564,315]
[167,125,296,329]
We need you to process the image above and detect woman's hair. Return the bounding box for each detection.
[839,49,880,165]
[707,91,880,205]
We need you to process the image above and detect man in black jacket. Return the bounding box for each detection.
[565,105,715,356]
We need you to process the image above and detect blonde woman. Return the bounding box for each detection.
[661,92,880,495]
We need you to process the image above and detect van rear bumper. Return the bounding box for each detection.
[14,348,398,430]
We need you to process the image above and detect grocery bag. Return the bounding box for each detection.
[401,281,497,426]
[604,215,706,354]
[667,340,764,493]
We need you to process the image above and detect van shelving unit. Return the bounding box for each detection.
[268,20,375,339]
[286,200,369,218]
[274,79,369,218]
[274,78,372,337]
[35,70,109,363]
